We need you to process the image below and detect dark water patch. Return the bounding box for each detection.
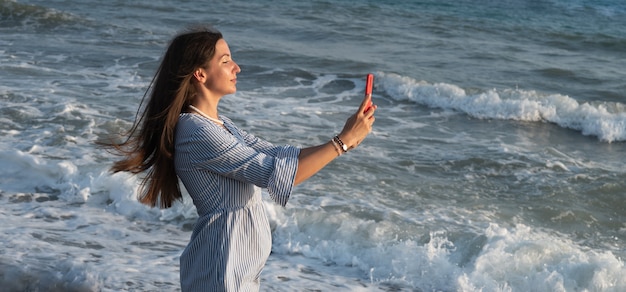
[319,79,356,95]
[542,30,626,56]
[9,193,60,204]
[534,68,603,85]
[129,240,185,252]
[31,232,105,250]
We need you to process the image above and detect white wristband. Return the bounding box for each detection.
[330,139,342,156]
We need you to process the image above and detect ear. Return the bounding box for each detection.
[193,68,206,83]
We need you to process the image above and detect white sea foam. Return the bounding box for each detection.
[378,72,626,142]
[459,224,626,291]
[266,201,626,291]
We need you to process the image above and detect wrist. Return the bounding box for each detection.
[333,135,349,153]
[329,138,343,156]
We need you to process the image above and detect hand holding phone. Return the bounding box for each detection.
[364,73,374,112]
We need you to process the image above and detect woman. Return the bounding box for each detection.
[108,26,375,291]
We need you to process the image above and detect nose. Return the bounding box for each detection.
[234,61,241,74]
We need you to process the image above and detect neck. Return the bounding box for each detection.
[190,85,223,122]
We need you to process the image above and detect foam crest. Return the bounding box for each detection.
[0,258,102,292]
[265,203,464,289]
[0,149,86,201]
[265,203,625,291]
[378,72,626,142]
[88,169,198,222]
[461,224,626,291]
[0,0,84,29]
[0,145,192,223]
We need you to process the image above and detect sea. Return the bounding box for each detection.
[1,0,625,291]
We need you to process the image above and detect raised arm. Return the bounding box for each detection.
[294,93,376,185]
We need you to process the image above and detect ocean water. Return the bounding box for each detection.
[1,0,625,291]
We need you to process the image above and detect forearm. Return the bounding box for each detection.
[294,140,340,185]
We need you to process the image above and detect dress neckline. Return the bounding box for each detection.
[188,105,224,126]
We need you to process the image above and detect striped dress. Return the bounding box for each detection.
[174,113,300,291]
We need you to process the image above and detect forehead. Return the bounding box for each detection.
[214,39,231,57]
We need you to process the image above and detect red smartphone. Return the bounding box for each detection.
[364,73,374,112]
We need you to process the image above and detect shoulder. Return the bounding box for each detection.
[178,113,238,142]
[177,113,219,139]
[179,113,204,126]
[178,113,221,131]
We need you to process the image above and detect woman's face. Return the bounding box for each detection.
[202,39,241,97]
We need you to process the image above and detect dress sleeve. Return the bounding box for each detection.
[185,124,300,207]
[221,116,285,157]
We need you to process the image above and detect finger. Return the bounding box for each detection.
[358,93,373,113]
[364,104,377,119]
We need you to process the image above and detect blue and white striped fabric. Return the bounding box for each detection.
[174,113,300,291]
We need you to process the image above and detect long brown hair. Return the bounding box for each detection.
[107,26,223,208]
